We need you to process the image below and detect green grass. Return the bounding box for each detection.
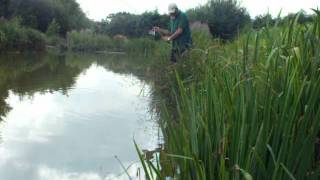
[66,30,161,53]
[136,11,320,180]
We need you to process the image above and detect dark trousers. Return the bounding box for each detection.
[170,48,187,63]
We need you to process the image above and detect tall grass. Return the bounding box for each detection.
[66,30,161,54]
[137,11,320,179]
[66,30,114,52]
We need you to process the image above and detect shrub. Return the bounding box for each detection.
[0,18,46,51]
[25,28,46,51]
[207,0,251,40]
[0,30,7,50]
[253,14,275,29]
[46,18,61,36]
[187,5,210,23]
[123,38,157,54]
[66,30,113,51]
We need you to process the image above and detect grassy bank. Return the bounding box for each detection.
[66,30,160,53]
[136,12,320,179]
[0,18,159,53]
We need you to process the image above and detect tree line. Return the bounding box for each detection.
[0,0,316,51]
[0,0,91,35]
[94,0,315,41]
[95,11,169,38]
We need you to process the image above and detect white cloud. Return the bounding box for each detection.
[0,65,158,180]
[76,0,320,20]
[38,166,101,180]
[242,0,319,17]
[76,0,208,20]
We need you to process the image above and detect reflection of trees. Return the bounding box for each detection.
[0,53,88,121]
[64,52,165,118]
[0,89,11,121]
[8,59,81,96]
[65,52,155,80]
[0,52,164,121]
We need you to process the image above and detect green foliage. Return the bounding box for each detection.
[207,0,251,40]
[8,0,91,35]
[0,0,10,18]
[46,18,60,36]
[253,11,315,29]
[0,30,6,50]
[280,11,314,25]
[66,30,113,52]
[187,5,210,23]
[253,14,275,29]
[123,38,157,54]
[66,29,161,54]
[24,28,46,50]
[137,11,320,180]
[105,12,140,37]
[96,11,169,37]
[0,18,45,51]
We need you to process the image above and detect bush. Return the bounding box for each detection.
[97,11,169,38]
[8,0,91,35]
[253,14,275,29]
[46,18,61,37]
[207,0,251,40]
[0,18,46,51]
[66,30,161,53]
[66,30,113,51]
[25,28,46,51]
[0,30,7,50]
[187,5,210,23]
[123,38,157,54]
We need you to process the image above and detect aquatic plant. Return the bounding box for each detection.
[137,11,320,180]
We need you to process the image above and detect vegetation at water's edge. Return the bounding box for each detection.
[135,10,320,180]
[1,0,320,179]
[0,0,317,53]
[0,18,46,51]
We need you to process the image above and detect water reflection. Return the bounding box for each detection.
[0,53,159,180]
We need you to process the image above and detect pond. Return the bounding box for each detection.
[0,53,161,180]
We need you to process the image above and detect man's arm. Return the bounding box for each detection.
[167,28,183,41]
[166,14,188,41]
[153,27,170,35]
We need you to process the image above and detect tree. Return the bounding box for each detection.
[0,0,10,18]
[187,5,210,23]
[46,18,60,36]
[98,11,169,38]
[8,0,91,35]
[253,14,275,29]
[281,11,314,25]
[207,0,251,40]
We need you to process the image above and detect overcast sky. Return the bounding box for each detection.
[76,0,319,21]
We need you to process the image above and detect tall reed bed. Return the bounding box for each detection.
[137,11,320,179]
[66,30,114,51]
[66,30,161,53]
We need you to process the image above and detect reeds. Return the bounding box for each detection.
[137,11,320,179]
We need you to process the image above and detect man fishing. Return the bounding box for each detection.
[153,3,192,63]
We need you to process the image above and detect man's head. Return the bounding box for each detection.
[168,3,179,17]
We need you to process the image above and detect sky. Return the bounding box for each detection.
[76,0,320,21]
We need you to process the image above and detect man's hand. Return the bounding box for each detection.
[162,36,171,42]
[153,27,170,35]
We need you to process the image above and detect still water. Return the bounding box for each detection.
[0,53,160,180]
